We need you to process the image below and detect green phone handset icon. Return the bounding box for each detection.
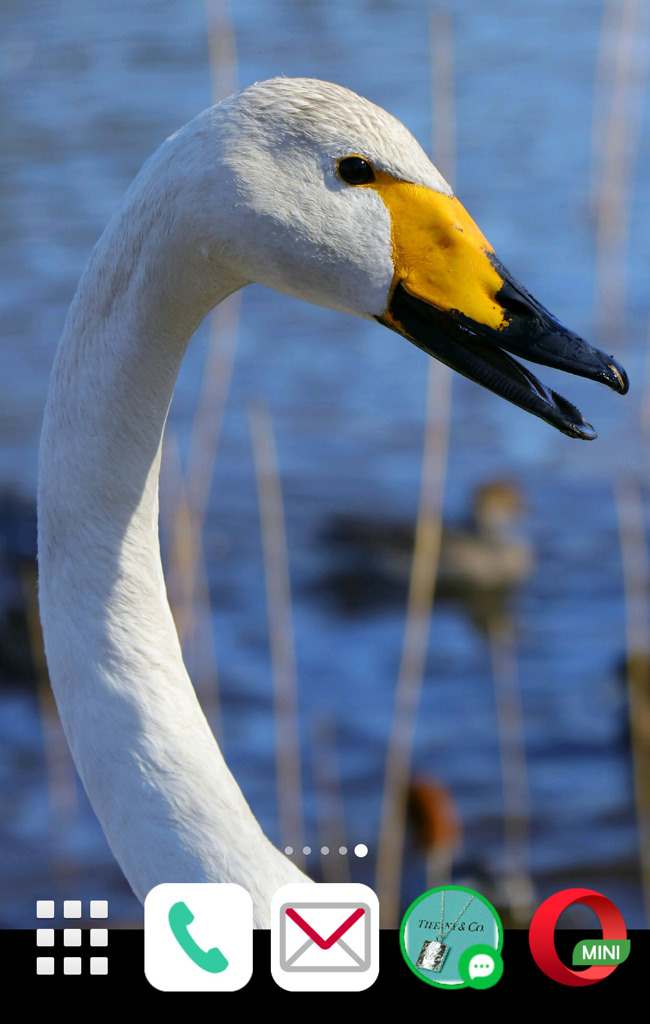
[168,900,229,973]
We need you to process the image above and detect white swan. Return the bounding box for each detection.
[37,78,627,927]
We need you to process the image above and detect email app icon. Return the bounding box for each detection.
[271,883,379,991]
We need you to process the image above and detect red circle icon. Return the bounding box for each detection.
[529,888,627,986]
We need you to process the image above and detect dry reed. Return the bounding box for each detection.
[488,616,535,925]
[375,362,451,925]
[375,8,455,927]
[594,0,650,925]
[592,0,649,346]
[614,475,650,924]
[249,399,305,866]
[23,564,78,827]
[312,716,351,884]
[165,0,240,746]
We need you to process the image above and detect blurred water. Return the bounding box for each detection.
[0,0,648,927]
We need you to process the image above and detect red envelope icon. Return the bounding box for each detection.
[279,901,372,972]
[272,883,380,991]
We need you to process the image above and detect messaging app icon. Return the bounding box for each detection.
[271,882,379,991]
[469,951,494,978]
[458,944,504,989]
[145,882,253,991]
[399,885,504,990]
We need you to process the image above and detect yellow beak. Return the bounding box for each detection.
[371,171,507,331]
[368,171,628,439]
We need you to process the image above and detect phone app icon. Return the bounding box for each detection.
[145,883,253,991]
[168,900,229,973]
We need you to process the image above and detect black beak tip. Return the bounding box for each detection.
[607,356,629,395]
[572,420,598,442]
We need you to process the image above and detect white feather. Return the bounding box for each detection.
[37,77,452,927]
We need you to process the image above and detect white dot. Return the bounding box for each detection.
[320,846,330,855]
[90,900,108,919]
[63,900,82,919]
[63,957,82,975]
[36,957,55,975]
[354,844,369,858]
[302,846,311,856]
[90,957,108,975]
[36,929,54,947]
[339,846,348,855]
[90,929,108,947]
[284,846,294,856]
[36,901,54,919]
[64,929,82,946]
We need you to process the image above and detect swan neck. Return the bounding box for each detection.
[37,167,303,919]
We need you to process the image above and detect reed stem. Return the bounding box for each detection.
[375,6,455,928]
[592,0,649,345]
[614,474,650,925]
[375,360,452,925]
[249,400,305,866]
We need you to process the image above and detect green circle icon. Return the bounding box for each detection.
[458,943,504,989]
[399,886,503,989]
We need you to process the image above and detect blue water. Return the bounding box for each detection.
[0,0,649,928]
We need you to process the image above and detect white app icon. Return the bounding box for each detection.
[271,882,379,991]
[144,883,253,991]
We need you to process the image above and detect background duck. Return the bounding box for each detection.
[316,479,534,628]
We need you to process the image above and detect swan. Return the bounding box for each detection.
[37,77,628,927]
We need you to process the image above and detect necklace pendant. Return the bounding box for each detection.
[415,939,449,972]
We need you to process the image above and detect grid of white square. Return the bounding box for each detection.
[36,900,109,919]
[35,900,110,976]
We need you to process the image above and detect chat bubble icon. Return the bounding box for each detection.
[458,944,504,989]
[469,953,494,979]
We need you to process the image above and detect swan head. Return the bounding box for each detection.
[191,77,627,438]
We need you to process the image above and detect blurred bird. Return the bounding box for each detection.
[317,480,533,630]
[407,776,462,889]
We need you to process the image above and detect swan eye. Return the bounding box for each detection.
[338,156,375,186]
